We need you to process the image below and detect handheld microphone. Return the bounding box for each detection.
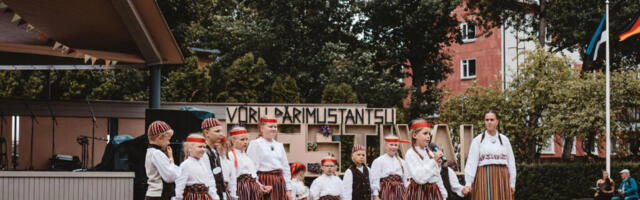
[428,143,446,163]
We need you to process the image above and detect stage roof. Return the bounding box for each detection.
[0,0,184,68]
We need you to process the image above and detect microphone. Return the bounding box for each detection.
[428,143,446,163]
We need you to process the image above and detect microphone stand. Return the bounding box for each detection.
[24,103,39,170]
[87,100,98,169]
[47,103,58,169]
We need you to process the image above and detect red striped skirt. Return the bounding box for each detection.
[319,195,340,200]
[380,175,405,200]
[237,174,263,200]
[470,165,513,200]
[257,170,287,200]
[182,184,213,200]
[403,179,442,200]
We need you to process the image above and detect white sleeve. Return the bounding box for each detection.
[246,141,261,170]
[229,164,238,200]
[404,150,438,184]
[341,169,353,200]
[436,175,448,199]
[401,159,409,187]
[151,150,180,183]
[309,178,321,200]
[174,164,189,200]
[368,166,376,197]
[448,167,464,197]
[504,135,517,187]
[280,143,292,190]
[370,159,381,196]
[464,138,481,187]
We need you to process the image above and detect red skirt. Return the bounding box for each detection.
[470,165,513,200]
[403,179,442,200]
[319,195,340,200]
[258,170,287,200]
[380,175,405,200]
[182,184,213,200]
[237,174,263,200]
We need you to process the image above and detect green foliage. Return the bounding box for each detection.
[163,56,213,102]
[321,83,359,104]
[359,0,461,118]
[216,53,267,103]
[270,75,301,103]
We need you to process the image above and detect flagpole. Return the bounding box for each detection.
[605,0,612,175]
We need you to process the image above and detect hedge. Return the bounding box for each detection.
[447,162,640,200]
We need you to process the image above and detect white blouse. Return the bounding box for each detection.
[446,167,464,197]
[370,153,408,196]
[341,166,375,200]
[246,137,292,190]
[145,147,180,197]
[175,157,219,200]
[291,178,309,200]
[464,131,517,188]
[221,156,238,200]
[404,147,447,199]
[309,174,343,200]
[229,148,259,179]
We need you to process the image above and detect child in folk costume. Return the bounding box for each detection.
[229,126,272,200]
[404,119,446,200]
[175,134,219,200]
[370,135,410,200]
[201,118,228,200]
[342,144,375,200]
[463,111,516,200]
[218,137,238,200]
[440,161,466,198]
[246,115,292,200]
[309,154,343,200]
[145,121,180,200]
[290,162,309,200]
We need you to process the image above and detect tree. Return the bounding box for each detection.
[359,0,461,118]
[270,75,301,103]
[321,83,359,104]
[216,53,267,103]
[466,0,640,71]
[163,56,213,102]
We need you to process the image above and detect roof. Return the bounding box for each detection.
[0,0,183,67]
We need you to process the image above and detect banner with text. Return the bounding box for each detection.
[226,106,396,125]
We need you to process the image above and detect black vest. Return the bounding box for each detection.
[350,165,372,200]
[206,146,225,198]
[440,165,453,198]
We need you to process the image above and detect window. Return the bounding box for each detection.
[540,135,555,154]
[461,59,476,79]
[460,22,476,42]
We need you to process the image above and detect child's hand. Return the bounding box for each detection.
[260,185,272,193]
[166,146,174,160]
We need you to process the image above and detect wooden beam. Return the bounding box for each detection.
[110,0,163,65]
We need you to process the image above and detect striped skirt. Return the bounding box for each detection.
[182,184,213,200]
[258,170,287,200]
[237,174,263,200]
[470,165,513,200]
[319,195,340,200]
[403,179,442,200]
[380,175,405,200]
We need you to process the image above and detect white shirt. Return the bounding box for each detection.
[221,156,238,200]
[341,166,375,200]
[229,148,259,179]
[175,157,219,200]
[446,167,464,197]
[404,147,447,199]
[145,147,180,197]
[291,178,309,200]
[464,131,517,187]
[309,174,343,200]
[247,137,292,190]
[370,153,408,196]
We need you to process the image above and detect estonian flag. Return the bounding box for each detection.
[619,14,640,42]
[586,16,607,61]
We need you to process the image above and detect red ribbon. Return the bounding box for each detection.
[186,137,206,143]
[260,117,277,123]
[384,138,410,144]
[230,130,247,136]
[410,122,431,130]
[321,158,337,165]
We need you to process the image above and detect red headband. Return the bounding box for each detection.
[384,138,411,144]
[410,122,431,130]
[186,137,206,143]
[220,137,227,143]
[230,129,248,136]
[321,158,337,165]
[260,117,277,123]
[290,162,306,179]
